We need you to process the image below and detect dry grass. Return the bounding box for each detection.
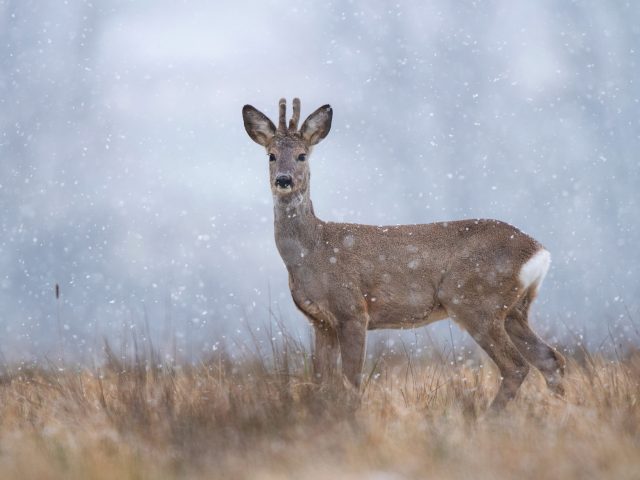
[0,335,639,480]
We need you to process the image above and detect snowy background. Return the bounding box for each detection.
[1,1,639,362]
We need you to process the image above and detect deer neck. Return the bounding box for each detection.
[273,190,322,268]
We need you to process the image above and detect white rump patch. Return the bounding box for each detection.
[518,249,551,291]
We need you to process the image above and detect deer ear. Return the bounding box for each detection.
[300,104,332,145]
[242,105,276,146]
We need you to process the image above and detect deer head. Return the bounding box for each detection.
[242,98,332,199]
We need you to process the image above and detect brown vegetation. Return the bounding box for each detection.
[0,334,638,479]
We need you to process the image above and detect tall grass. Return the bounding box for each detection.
[0,327,638,479]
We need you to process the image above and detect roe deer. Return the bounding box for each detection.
[242,98,565,410]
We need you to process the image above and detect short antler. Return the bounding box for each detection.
[289,98,301,131]
[278,98,287,132]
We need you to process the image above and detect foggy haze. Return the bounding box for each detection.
[1,1,639,362]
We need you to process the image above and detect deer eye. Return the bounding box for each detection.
[269,153,276,162]
[297,153,306,162]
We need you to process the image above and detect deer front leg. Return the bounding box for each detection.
[312,322,339,383]
[337,318,368,389]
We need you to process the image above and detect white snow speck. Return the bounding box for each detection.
[343,235,355,248]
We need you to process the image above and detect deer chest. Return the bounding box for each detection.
[288,272,337,329]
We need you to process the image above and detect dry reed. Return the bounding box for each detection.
[0,330,638,479]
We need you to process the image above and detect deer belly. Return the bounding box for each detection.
[367,294,447,330]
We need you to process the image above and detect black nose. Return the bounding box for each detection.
[275,174,293,188]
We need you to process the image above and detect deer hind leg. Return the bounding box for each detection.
[312,322,340,384]
[456,310,530,411]
[504,292,566,395]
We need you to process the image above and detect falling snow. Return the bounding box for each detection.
[0,1,638,362]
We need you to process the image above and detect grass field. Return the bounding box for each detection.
[0,332,638,480]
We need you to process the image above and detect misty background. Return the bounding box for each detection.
[1,1,638,362]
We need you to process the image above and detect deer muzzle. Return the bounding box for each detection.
[275,174,293,190]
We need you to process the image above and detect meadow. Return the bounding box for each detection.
[0,328,638,480]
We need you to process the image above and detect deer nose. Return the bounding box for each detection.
[275,174,293,189]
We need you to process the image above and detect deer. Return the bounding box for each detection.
[242,98,565,410]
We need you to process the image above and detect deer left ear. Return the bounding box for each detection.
[300,105,332,146]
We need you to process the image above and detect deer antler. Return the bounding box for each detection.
[278,98,287,132]
[289,98,301,132]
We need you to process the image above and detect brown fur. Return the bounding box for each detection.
[242,98,565,410]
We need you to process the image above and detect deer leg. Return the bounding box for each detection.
[337,319,368,389]
[462,315,530,411]
[505,314,565,396]
[312,323,339,383]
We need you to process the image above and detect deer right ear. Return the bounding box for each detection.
[242,105,276,146]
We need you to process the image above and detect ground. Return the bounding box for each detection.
[0,335,638,480]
